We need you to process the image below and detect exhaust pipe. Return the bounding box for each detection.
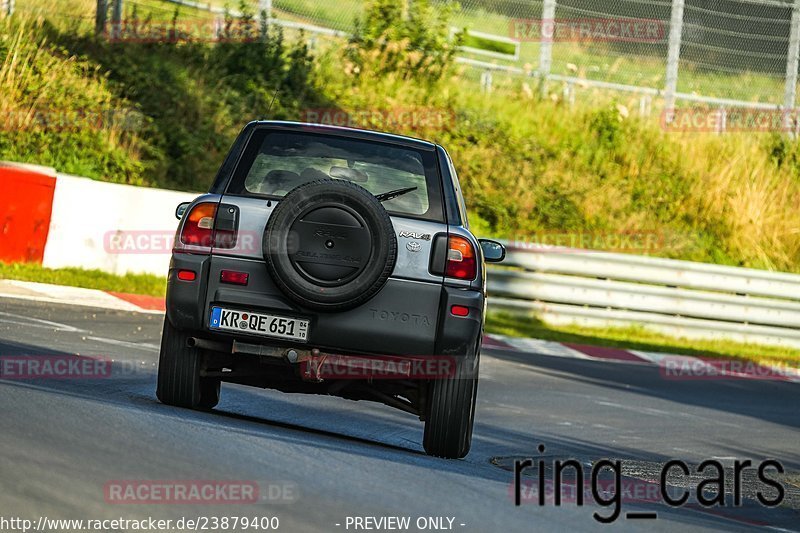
[187,337,230,352]
[231,340,304,362]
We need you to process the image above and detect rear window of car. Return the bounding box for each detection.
[226,129,444,221]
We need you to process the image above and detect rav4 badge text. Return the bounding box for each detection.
[370,309,432,327]
[399,231,431,240]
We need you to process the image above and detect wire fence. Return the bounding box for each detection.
[258,0,797,109]
[35,0,800,128]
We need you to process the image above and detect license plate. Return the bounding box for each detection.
[209,307,310,342]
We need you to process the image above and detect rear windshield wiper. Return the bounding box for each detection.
[375,186,417,203]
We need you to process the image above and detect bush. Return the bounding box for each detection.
[0,14,148,184]
[2,1,320,190]
[346,0,461,83]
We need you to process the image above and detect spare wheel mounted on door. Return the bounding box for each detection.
[263,179,398,312]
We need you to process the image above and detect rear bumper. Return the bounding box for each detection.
[166,254,484,359]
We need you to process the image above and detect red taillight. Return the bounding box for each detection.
[220,270,249,285]
[180,202,217,248]
[451,305,470,317]
[445,235,477,280]
[177,270,196,281]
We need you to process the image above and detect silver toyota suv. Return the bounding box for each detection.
[157,121,505,458]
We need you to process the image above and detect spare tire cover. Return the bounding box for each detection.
[263,179,398,312]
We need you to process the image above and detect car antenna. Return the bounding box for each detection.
[263,86,280,120]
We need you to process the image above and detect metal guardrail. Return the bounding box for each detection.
[487,243,800,349]
[455,57,784,113]
[450,27,521,62]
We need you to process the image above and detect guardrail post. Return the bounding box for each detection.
[260,0,272,39]
[3,0,14,16]
[563,80,574,107]
[538,0,556,95]
[480,70,493,93]
[716,106,727,134]
[784,0,800,136]
[213,15,223,40]
[639,94,652,117]
[95,0,108,36]
[663,0,685,123]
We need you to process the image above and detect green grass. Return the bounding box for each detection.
[316,51,800,271]
[486,311,800,367]
[274,0,362,32]
[0,262,167,297]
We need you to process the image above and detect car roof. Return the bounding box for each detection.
[249,120,438,151]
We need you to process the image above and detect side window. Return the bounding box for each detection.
[447,155,469,228]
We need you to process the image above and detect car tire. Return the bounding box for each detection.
[264,179,397,312]
[423,355,479,459]
[156,318,220,410]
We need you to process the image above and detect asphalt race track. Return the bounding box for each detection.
[0,297,798,532]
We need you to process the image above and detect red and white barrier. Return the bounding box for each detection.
[0,162,196,276]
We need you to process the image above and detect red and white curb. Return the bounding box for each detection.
[0,280,165,314]
[484,333,800,383]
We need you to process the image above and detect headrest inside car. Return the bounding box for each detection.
[330,166,369,183]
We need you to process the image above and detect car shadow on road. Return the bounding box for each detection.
[0,336,659,476]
